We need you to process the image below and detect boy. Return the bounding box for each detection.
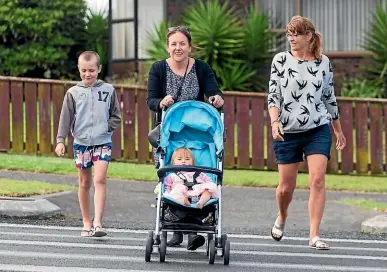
[55,51,121,237]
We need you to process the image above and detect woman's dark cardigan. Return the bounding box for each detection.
[146,58,224,113]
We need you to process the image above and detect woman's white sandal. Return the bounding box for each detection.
[92,226,107,237]
[309,236,330,250]
[271,216,285,241]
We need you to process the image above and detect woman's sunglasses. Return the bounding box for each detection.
[168,26,190,33]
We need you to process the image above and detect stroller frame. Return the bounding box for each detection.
[145,103,230,265]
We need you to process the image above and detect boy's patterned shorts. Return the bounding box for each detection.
[73,143,112,169]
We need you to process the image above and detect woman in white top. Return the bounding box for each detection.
[268,16,346,250]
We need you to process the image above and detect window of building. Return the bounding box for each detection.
[259,0,387,52]
[110,0,165,61]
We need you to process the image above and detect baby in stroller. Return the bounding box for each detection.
[161,147,219,208]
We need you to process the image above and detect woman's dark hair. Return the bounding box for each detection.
[166,26,192,45]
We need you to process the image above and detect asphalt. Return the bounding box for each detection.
[0,170,386,239]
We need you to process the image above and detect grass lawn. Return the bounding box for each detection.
[1,153,387,193]
[0,178,75,197]
[339,199,387,213]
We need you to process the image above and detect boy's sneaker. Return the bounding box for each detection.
[92,226,107,237]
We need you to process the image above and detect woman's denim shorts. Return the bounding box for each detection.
[273,124,332,164]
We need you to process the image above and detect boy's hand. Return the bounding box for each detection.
[55,143,65,157]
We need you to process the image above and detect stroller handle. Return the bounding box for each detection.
[157,166,223,184]
[164,101,223,113]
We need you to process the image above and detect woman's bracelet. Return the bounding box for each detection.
[271,119,279,126]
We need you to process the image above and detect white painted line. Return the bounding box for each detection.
[0,239,144,250]
[0,223,386,244]
[230,241,387,252]
[0,252,386,272]
[0,241,386,261]
[0,231,144,242]
[229,261,387,272]
[228,234,387,244]
[1,232,386,253]
[0,265,173,272]
[0,223,148,234]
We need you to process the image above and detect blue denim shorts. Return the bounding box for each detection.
[73,143,112,169]
[273,124,332,164]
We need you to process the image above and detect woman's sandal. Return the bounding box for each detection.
[92,226,107,237]
[309,236,330,250]
[80,228,93,237]
[271,216,285,241]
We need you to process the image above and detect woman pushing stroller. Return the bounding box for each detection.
[146,25,224,249]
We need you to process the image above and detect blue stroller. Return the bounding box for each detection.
[145,100,230,265]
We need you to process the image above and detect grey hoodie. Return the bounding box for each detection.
[56,80,121,146]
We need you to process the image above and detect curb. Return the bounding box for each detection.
[0,197,61,218]
[361,215,387,234]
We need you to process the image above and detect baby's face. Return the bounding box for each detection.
[173,155,193,166]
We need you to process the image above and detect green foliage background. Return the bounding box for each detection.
[0,0,88,79]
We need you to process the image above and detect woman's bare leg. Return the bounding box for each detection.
[306,154,328,247]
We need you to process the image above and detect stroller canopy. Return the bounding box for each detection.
[159,101,224,169]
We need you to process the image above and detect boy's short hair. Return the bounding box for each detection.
[78,51,101,66]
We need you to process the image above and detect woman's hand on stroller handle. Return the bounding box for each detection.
[159,95,175,109]
[209,95,224,108]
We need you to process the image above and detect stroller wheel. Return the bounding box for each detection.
[158,231,167,251]
[221,234,228,257]
[145,231,154,262]
[223,240,230,265]
[159,238,167,263]
[206,234,214,256]
[208,240,216,265]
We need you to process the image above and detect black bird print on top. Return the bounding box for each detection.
[277,69,285,78]
[272,63,279,74]
[282,78,288,88]
[312,80,322,91]
[315,102,321,112]
[313,117,321,126]
[267,51,339,132]
[288,68,298,78]
[297,116,309,127]
[277,55,286,66]
[300,105,310,115]
[307,66,318,77]
[284,102,293,113]
[281,116,289,128]
[291,90,302,102]
[296,80,307,90]
[306,93,314,103]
